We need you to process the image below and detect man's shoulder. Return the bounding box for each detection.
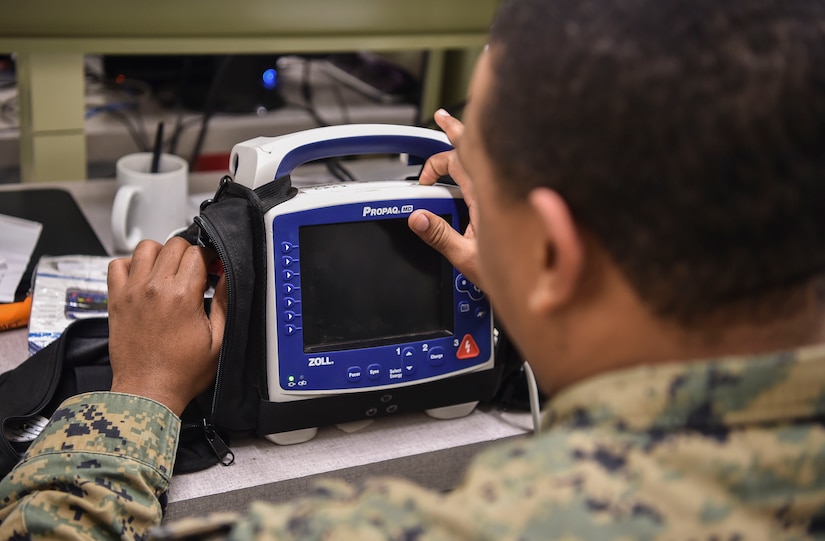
[463,421,815,537]
[463,356,825,538]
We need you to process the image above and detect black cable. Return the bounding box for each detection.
[324,156,357,182]
[330,82,351,125]
[168,56,193,156]
[188,56,234,171]
[83,67,153,151]
[314,58,352,126]
[107,110,146,152]
[325,158,358,182]
[130,94,150,153]
[300,59,326,126]
[258,96,359,183]
[299,58,357,182]
[110,77,151,149]
[93,106,149,152]
[165,114,204,153]
[130,102,152,150]
[110,78,151,151]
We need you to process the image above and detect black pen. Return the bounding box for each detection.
[150,121,164,173]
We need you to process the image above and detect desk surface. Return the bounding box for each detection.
[0,161,531,520]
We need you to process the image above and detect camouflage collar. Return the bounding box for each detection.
[543,343,825,433]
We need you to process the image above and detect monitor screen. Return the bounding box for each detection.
[299,216,453,353]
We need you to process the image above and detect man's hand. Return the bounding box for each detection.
[107,237,227,416]
[408,109,485,290]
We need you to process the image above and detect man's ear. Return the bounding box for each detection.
[526,187,584,315]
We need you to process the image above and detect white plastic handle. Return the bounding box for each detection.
[111,184,143,253]
[229,124,452,189]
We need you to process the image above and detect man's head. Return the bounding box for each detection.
[471,0,825,327]
[455,0,825,391]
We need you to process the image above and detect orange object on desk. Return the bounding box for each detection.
[0,295,32,332]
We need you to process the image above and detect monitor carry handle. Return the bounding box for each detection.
[229,124,453,189]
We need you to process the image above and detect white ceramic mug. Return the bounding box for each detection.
[111,153,189,253]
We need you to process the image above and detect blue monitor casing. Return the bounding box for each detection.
[267,182,493,396]
[230,125,502,444]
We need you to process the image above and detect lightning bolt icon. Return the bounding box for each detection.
[456,334,480,360]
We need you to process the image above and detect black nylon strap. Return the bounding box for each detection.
[254,174,298,213]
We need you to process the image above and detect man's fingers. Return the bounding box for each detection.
[127,240,163,277]
[152,237,193,278]
[433,108,464,143]
[420,109,476,195]
[418,151,452,186]
[107,257,131,297]
[209,273,228,358]
[176,243,211,293]
[409,210,479,284]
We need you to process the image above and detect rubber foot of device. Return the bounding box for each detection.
[425,401,478,420]
[264,427,319,445]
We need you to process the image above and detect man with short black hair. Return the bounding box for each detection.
[3,0,825,538]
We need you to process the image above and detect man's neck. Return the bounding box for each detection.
[542,267,825,395]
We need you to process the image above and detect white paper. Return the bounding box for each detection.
[28,254,114,354]
[0,213,43,302]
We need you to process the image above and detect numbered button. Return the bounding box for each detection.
[427,347,446,366]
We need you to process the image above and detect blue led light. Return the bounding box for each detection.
[262,68,278,89]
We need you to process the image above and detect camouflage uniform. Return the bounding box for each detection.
[0,393,178,540]
[3,346,825,540]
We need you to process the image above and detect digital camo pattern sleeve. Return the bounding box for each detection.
[153,345,825,540]
[440,345,825,540]
[0,392,179,540]
[7,348,824,540]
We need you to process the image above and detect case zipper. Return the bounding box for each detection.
[192,178,241,462]
[178,420,235,467]
[193,213,236,420]
[203,420,235,466]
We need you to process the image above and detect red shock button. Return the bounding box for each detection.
[456,334,480,360]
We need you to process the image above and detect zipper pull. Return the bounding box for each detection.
[199,175,234,212]
[193,216,213,250]
[203,420,235,466]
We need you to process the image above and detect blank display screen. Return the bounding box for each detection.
[299,217,453,353]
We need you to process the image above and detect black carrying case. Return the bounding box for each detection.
[0,318,111,477]
[0,315,236,476]
[0,176,293,477]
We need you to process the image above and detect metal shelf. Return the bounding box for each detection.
[0,0,497,181]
